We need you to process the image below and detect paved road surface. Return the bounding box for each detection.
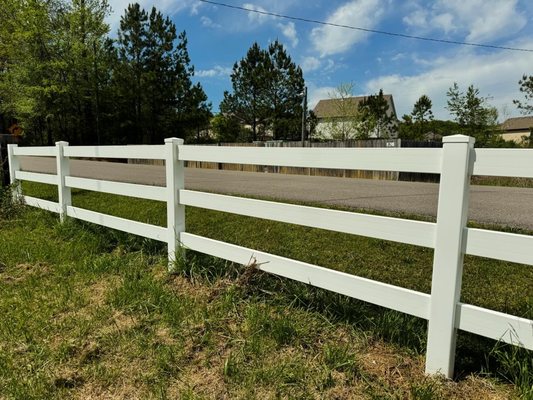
[19,156,533,230]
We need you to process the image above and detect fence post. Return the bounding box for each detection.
[7,144,21,198]
[55,141,71,222]
[165,137,185,271]
[425,134,475,378]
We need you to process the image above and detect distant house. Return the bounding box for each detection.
[313,95,398,139]
[500,116,533,143]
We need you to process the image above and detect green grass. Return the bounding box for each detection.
[0,182,531,398]
[471,175,533,189]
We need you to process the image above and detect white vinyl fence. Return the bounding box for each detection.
[7,135,533,378]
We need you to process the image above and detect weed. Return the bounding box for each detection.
[0,182,24,220]
[410,377,441,400]
[490,341,533,399]
[322,343,360,377]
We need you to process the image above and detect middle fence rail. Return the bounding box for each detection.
[7,136,533,379]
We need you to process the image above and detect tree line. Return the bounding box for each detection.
[0,1,215,145]
[1,1,531,147]
[399,79,533,147]
[0,0,307,145]
[322,78,532,147]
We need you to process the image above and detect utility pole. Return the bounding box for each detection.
[301,87,307,147]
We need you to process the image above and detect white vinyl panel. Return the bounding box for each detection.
[66,206,167,242]
[23,196,61,213]
[64,145,165,159]
[65,176,166,201]
[180,190,436,248]
[15,170,57,185]
[465,228,533,265]
[180,233,431,319]
[474,149,533,178]
[12,146,56,156]
[179,146,443,173]
[456,303,533,350]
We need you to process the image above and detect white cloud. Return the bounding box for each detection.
[242,3,272,24]
[201,16,221,28]
[301,56,322,72]
[310,0,387,57]
[196,65,233,78]
[278,22,298,47]
[402,9,428,29]
[301,57,338,74]
[363,42,533,120]
[403,0,527,43]
[308,85,337,110]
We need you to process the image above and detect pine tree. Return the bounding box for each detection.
[514,74,533,114]
[411,95,433,139]
[114,4,210,144]
[220,41,304,141]
[446,83,497,146]
[358,89,394,138]
[266,40,304,140]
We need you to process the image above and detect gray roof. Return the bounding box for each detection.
[501,116,533,132]
[313,95,397,119]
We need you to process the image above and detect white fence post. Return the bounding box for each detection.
[55,141,71,222]
[165,137,185,270]
[425,134,475,378]
[7,144,21,199]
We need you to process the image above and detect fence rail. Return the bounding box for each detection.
[7,135,533,379]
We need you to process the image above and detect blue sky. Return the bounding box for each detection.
[106,0,533,121]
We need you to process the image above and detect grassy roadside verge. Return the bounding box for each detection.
[0,182,531,399]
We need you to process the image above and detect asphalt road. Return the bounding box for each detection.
[19,156,533,230]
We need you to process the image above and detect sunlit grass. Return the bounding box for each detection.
[0,181,529,398]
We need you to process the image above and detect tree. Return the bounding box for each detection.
[446,83,498,146]
[114,4,210,144]
[358,89,395,138]
[411,95,433,138]
[220,41,304,141]
[513,74,533,114]
[211,114,250,143]
[321,82,361,140]
[0,0,113,145]
[265,40,304,140]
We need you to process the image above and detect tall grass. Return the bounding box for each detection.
[1,181,530,398]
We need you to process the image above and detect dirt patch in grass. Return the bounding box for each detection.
[359,342,513,399]
[0,262,51,284]
[168,361,230,399]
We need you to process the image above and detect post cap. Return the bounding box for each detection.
[164,137,184,144]
[442,135,475,145]
[55,141,69,146]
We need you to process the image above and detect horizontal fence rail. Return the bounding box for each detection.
[15,171,57,186]
[65,176,167,202]
[180,232,432,319]
[7,136,532,380]
[179,145,444,173]
[180,190,436,248]
[474,149,533,178]
[66,206,167,242]
[12,146,56,157]
[64,144,166,160]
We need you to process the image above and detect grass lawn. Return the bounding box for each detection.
[0,182,531,399]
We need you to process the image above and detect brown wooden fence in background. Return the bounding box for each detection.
[129,139,442,182]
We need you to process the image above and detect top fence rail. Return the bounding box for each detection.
[178,146,444,173]
[14,143,533,178]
